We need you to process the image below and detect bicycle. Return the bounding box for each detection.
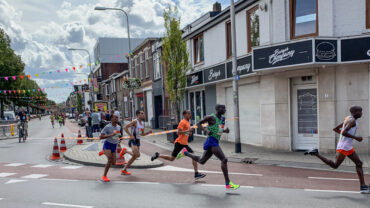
[18,121,28,143]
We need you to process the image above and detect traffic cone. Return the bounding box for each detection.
[77,130,83,144]
[115,143,126,165]
[50,137,61,160]
[60,133,67,152]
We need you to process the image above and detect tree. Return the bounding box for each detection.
[162,6,190,123]
[76,93,83,114]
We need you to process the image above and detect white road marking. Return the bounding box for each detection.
[41,178,78,182]
[0,173,16,177]
[5,179,27,184]
[32,164,53,168]
[200,184,254,188]
[4,163,25,167]
[113,181,160,185]
[0,198,3,200]
[304,189,358,194]
[61,166,82,169]
[151,165,262,176]
[42,202,93,208]
[308,176,358,181]
[22,174,48,179]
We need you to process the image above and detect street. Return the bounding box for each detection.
[0,118,369,208]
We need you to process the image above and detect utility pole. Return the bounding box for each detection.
[230,0,241,153]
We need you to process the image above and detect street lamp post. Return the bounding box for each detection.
[68,48,94,111]
[94,6,135,119]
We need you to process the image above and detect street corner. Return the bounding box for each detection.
[63,142,163,169]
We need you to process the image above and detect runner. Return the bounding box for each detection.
[305,106,370,194]
[177,104,240,190]
[120,110,152,175]
[100,114,121,182]
[151,110,206,180]
[50,114,55,128]
[58,114,63,128]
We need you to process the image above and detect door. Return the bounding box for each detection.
[146,91,153,125]
[188,90,205,135]
[292,85,318,150]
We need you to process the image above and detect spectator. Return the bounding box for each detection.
[83,111,92,138]
[92,109,102,133]
[105,110,111,121]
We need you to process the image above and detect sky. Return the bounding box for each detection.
[0,0,231,103]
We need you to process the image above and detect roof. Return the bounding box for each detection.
[131,37,161,54]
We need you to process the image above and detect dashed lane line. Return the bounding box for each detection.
[61,166,82,169]
[32,164,54,168]
[5,179,27,184]
[21,174,48,179]
[304,189,358,194]
[0,173,16,178]
[151,165,263,176]
[308,176,358,181]
[4,163,25,167]
[42,202,93,208]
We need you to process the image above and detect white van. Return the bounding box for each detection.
[4,111,16,121]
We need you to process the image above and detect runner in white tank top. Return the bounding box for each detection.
[305,106,369,194]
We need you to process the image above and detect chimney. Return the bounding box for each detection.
[213,2,221,12]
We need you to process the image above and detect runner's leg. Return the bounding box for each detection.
[347,152,366,186]
[315,152,346,169]
[103,150,113,176]
[211,146,230,184]
[185,148,213,165]
[124,145,140,170]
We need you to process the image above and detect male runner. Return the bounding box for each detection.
[151,110,206,180]
[178,104,240,190]
[120,110,152,175]
[100,114,121,182]
[50,114,55,128]
[305,106,370,194]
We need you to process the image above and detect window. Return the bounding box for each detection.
[226,21,232,59]
[145,50,149,78]
[140,54,143,80]
[367,0,370,29]
[153,51,162,80]
[290,0,318,39]
[124,101,128,117]
[105,84,109,95]
[135,57,139,78]
[193,34,204,64]
[247,5,260,53]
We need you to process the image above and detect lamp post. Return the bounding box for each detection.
[68,48,94,110]
[94,6,134,118]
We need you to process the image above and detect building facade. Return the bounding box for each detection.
[183,0,370,153]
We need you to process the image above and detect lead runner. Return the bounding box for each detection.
[177,104,240,190]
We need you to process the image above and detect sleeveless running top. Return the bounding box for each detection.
[337,116,358,151]
[131,119,145,139]
[207,114,225,141]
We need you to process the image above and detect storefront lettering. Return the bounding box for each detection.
[316,42,336,61]
[237,63,251,72]
[208,69,221,81]
[269,48,295,65]
[367,49,370,57]
[191,75,199,84]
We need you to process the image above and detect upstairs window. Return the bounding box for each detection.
[153,51,162,80]
[290,0,318,39]
[247,5,260,53]
[193,34,204,64]
[145,50,149,78]
[140,54,143,80]
[226,21,232,59]
[367,0,370,29]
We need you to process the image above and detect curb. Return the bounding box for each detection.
[0,136,18,141]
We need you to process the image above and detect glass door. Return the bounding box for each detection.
[189,90,205,135]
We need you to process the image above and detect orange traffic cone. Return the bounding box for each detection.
[50,137,61,160]
[115,143,126,165]
[60,133,67,152]
[77,130,83,144]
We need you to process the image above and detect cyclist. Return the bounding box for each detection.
[50,114,55,128]
[16,109,28,142]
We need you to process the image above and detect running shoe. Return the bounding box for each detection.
[101,176,110,182]
[226,181,240,190]
[360,185,370,194]
[98,150,104,156]
[119,147,127,158]
[151,152,159,161]
[176,148,187,160]
[121,169,131,175]
[194,172,206,180]
[304,149,318,156]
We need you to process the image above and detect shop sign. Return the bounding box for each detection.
[226,55,253,78]
[187,71,203,87]
[315,39,338,62]
[204,64,225,83]
[253,40,313,70]
[341,36,370,62]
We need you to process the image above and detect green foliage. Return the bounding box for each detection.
[162,6,189,122]
[76,93,83,114]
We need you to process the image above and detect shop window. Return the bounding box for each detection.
[193,34,204,64]
[290,0,318,39]
[226,21,232,59]
[247,5,260,53]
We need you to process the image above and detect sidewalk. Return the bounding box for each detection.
[144,130,370,173]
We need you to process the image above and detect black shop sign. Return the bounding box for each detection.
[186,71,203,87]
[253,40,313,70]
[226,55,253,78]
[341,36,370,62]
[204,64,225,83]
[315,39,338,62]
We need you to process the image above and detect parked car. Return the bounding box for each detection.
[4,111,16,121]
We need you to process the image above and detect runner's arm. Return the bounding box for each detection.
[196,116,212,132]
[123,121,136,139]
[341,119,362,142]
[333,122,343,134]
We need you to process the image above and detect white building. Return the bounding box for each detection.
[183,0,370,153]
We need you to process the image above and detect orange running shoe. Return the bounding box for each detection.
[101,176,110,182]
[119,147,127,158]
[98,150,104,156]
[121,169,131,175]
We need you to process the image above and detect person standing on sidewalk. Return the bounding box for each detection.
[100,114,121,182]
[305,106,370,194]
[83,111,92,138]
[151,110,206,180]
[120,110,152,175]
[177,104,240,190]
[91,109,102,134]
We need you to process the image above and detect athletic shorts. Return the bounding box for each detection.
[128,138,140,147]
[103,140,117,153]
[203,136,219,150]
[337,148,355,156]
[171,142,194,157]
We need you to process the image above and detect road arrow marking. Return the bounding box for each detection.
[42,202,93,208]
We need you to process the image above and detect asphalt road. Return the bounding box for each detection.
[0,117,369,208]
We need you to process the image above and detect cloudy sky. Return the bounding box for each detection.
[0,0,230,103]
